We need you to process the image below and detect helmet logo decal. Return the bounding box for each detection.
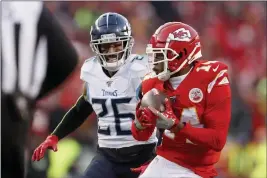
[169,28,191,42]
[100,33,116,42]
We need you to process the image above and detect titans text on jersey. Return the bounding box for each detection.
[80,54,158,148]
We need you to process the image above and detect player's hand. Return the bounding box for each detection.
[148,98,179,130]
[32,135,58,161]
[134,102,157,130]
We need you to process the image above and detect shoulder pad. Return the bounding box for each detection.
[81,57,96,73]
[129,54,148,65]
[195,60,228,77]
[196,60,230,93]
[198,60,228,69]
[80,56,97,82]
[128,54,149,79]
[130,54,146,62]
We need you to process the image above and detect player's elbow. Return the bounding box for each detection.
[212,142,225,152]
[212,134,227,151]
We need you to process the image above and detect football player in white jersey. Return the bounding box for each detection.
[32,12,158,178]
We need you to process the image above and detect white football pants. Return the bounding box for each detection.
[139,155,202,178]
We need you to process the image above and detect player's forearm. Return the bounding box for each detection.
[178,123,228,151]
[131,121,155,141]
[172,97,231,151]
[51,95,93,140]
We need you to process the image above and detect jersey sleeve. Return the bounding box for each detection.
[37,5,78,99]
[80,58,95,102]
[80,58,94,83]
[179,62,231,151]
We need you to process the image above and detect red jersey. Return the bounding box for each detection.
[132,60,231,178]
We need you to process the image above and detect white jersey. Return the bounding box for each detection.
[80,54,158,148]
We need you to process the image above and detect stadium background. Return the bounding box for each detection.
[27,1,266,178]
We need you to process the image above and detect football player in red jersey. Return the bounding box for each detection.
[131,22,231,178]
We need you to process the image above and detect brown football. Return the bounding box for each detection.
[140,88,166,112]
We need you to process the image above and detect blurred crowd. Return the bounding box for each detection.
[28,2,266,178]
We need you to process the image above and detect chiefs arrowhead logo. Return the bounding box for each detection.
[170,28,191,42]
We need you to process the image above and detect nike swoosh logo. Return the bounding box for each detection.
[213,65,219,72]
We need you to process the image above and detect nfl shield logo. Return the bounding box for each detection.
[106,81,113,87]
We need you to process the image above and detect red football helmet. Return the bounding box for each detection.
[146,22,202,81]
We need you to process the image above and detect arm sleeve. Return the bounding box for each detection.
[51,85,94,139]
[37,5,78,99]
[178,72,231,151]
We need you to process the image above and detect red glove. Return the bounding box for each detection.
[135,101,157,130]
[32,135,58,161]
